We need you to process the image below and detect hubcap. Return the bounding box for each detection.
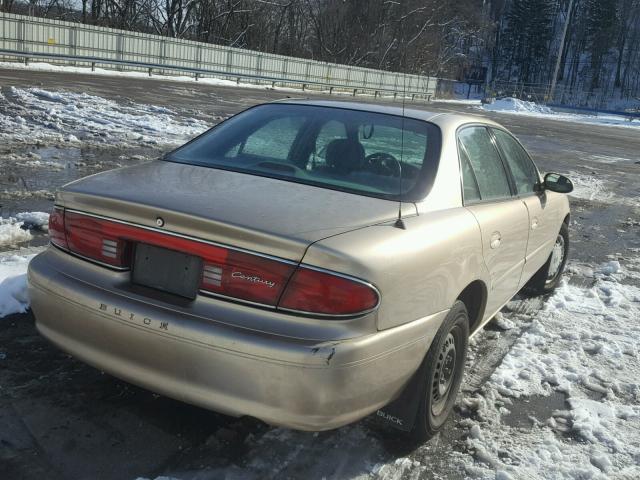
[432,333,457,416]
[547,234,565,282]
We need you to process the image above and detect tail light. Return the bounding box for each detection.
[64,212,130,267]
[199,253,295,306]
[279,267,379,315]
[48,206,67,249]
[51,208,379,316]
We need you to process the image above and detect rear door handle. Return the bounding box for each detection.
[490,231,502,249]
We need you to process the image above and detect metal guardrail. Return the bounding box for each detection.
[0,12,437,100]
[0,49,433,100]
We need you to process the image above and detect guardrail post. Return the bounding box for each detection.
[281,57,288,85]
[69,27,77,66]
[329,86,333,94]
[353,88,357,96]
[226,49,233,73]
[116,34,124,71]
[196,45,203,79]
[91,62,95,72]
[304,61,310,85]
[18,19,26,53]
[159,39,166,74]
[148,67,153,77]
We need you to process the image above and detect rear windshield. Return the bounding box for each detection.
[166,104,441,201]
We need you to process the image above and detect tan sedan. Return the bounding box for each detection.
[28,100,572,441]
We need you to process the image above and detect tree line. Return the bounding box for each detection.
[2,0,639,108]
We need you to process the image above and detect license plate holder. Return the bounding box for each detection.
[132,243,202,299]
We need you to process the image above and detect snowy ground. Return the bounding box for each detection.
[480,97,640,130]
[1,66,639,480]
[0,86,210,148]
[459,260,640,479]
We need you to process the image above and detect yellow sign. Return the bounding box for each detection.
[47,38,56,45]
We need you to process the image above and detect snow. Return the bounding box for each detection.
[0,86,210,148]
[566,171,613,202]
[484,97,554,115]
[0,251,39,318]
[457,259,640,479]
[0,212,49,248]
[0,217,33,247]
[481,97,640,129]
[14,211,49,231]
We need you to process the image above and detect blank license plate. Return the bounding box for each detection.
[132,243,203,299]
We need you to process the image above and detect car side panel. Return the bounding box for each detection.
[300,207,490,331]
[520,191,570,287]
[466,199,529,316]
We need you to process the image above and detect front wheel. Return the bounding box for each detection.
[410,301,469,442]
[525,222,569,295]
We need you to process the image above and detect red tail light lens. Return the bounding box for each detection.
[65,212,130,267]
[201,253,295,305]
[60,210,295,305]
[54,210,378,315]
[48,206,67,249]
[278,267,379,315]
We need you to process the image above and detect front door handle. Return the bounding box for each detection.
[531,217,539,230]
[490,231,502,249]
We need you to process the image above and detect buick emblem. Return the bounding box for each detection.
[156,217,165,227]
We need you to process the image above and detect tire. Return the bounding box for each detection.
[524,222,569,295]
[409,300,469,443]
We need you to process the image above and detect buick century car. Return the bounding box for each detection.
[28,100,572,441]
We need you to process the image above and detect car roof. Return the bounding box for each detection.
[272,98,504,131]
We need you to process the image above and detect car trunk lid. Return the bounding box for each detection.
[57,160,414,261]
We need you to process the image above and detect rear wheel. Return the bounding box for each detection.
[524,223,569,295]
[410,301,469,442]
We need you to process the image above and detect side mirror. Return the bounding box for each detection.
[543,173,573,194]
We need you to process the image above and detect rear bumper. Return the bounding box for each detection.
[28,248,446,431]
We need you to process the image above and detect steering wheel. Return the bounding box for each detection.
[365,152,401,177]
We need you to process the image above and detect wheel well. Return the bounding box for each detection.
[457,281,487,332]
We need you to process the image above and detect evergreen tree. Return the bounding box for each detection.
[585,0,618,90]
[502,0,556,84]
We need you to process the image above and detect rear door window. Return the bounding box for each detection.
[492,129,539,195]
[458,126,512,201]
[459,141,481,203]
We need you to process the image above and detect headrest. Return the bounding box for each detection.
[325,139,365,174]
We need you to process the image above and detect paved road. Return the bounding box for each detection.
[1,67,639,480]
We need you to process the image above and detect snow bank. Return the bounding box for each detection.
[458,259,640,478]
[14,211,49,231]
[483,97,554,114]
[0,253,37,317]
[0,86,210,148]
[481,97,640,129]
[566,171,613,202]
[0,217,33,247]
